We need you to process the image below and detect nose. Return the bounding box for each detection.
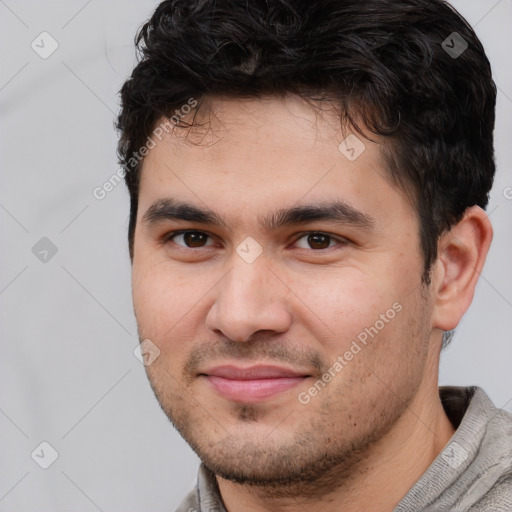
[205,256,293,342]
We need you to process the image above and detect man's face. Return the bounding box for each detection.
[132,95,435,488]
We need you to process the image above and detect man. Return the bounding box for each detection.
[116,0,512,510]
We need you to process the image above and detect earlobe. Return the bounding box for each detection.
[431,206,493,331]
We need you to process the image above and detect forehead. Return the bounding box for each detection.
[137,95,410,228]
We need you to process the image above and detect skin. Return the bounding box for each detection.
[131,94,493,512]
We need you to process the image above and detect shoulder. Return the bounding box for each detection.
[469,472,512,511]
[456,387,512,511]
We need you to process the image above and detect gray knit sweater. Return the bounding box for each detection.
[175,386,512,511]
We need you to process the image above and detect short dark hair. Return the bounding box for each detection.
[116,0,496,283]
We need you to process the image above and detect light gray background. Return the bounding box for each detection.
[1,1,511,510]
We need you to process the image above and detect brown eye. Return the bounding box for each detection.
[184,232,208,247]
[294,232,346,250]
[168,231,213,248]
[307,233,332,249]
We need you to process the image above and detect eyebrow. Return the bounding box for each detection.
[142,199,228,228]
[262,201,374,231]
[142,198,375,231]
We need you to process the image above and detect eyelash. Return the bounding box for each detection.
[161,230,349,251]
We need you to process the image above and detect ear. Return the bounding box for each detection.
[430,205,493,331]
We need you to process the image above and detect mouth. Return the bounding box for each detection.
[199,364,311,403]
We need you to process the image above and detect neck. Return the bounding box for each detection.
[216,380,455,512]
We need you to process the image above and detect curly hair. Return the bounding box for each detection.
[116,0,496,285]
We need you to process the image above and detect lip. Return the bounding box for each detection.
[200,365,311,403]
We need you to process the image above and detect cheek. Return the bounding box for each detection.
[297,268,400,355]
[132,260,224,369]
[132,262,193,339]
